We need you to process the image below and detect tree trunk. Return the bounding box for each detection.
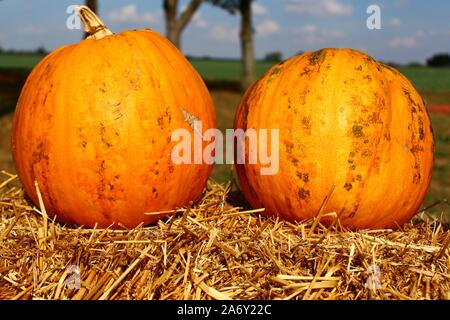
[164,0,181,48]
[84,0,98,39]
[164,0,203,50]
[240,0,256,90]
[167,29,181,48]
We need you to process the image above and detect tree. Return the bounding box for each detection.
[163,0,204,49]
[84,0,98,38]
[208,0,256,90]
[264,51,283,62]
[35,47,47,55]
[426,53,450,68]
[239,0,256,90]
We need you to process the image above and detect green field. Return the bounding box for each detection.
[191,58,450,94]
[2,53,450,97]
[188,58,275,82]
[0,53,45,70]
[397,67,450,93]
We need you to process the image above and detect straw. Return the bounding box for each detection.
[0,172,449,300]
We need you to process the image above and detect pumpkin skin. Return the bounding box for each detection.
[234,48,435,230]
[12,8,216,228]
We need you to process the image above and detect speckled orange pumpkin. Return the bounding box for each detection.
[234,48,435,230]
[12,6,216,228]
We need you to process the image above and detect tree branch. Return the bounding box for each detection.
[164,0,177,24]
[177,0,204,31]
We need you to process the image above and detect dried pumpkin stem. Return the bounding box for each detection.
[76,5,113,40]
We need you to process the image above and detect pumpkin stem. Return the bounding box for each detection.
[76,5,113,40]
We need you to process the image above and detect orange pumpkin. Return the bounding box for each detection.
[12,6,216,228]
[234,48,435,230]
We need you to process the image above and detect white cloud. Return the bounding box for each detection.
[389,18,402,27]
[302,24,317,33]
[17,26,45,36]
[394,0,410,8]
[356,46,368,53]
[387,36,417,48]
[256,20,281,37]
[284,0,353,16]
[107,4,161,26]
[293,24,345,44]
[294,24,343,37]
[325,30,345,38]
[209,25,239,42]
[416,29,448,38]
[192,12,208,28]
[415,30,426,37]
[252,2,268,16]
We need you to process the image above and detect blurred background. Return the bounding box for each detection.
[0,0,448,218]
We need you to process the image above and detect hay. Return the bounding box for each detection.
[0,170,449,300]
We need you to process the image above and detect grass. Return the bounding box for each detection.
[210,91,242,183]
[397,66,450,93]
[192,61,450,96]
[427,113,450,210]
[0,53,45,70]
[0,77,24,117]
[189,58,275,82]
[2,53,450,98]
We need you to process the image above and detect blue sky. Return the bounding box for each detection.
[1,0,450,63]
